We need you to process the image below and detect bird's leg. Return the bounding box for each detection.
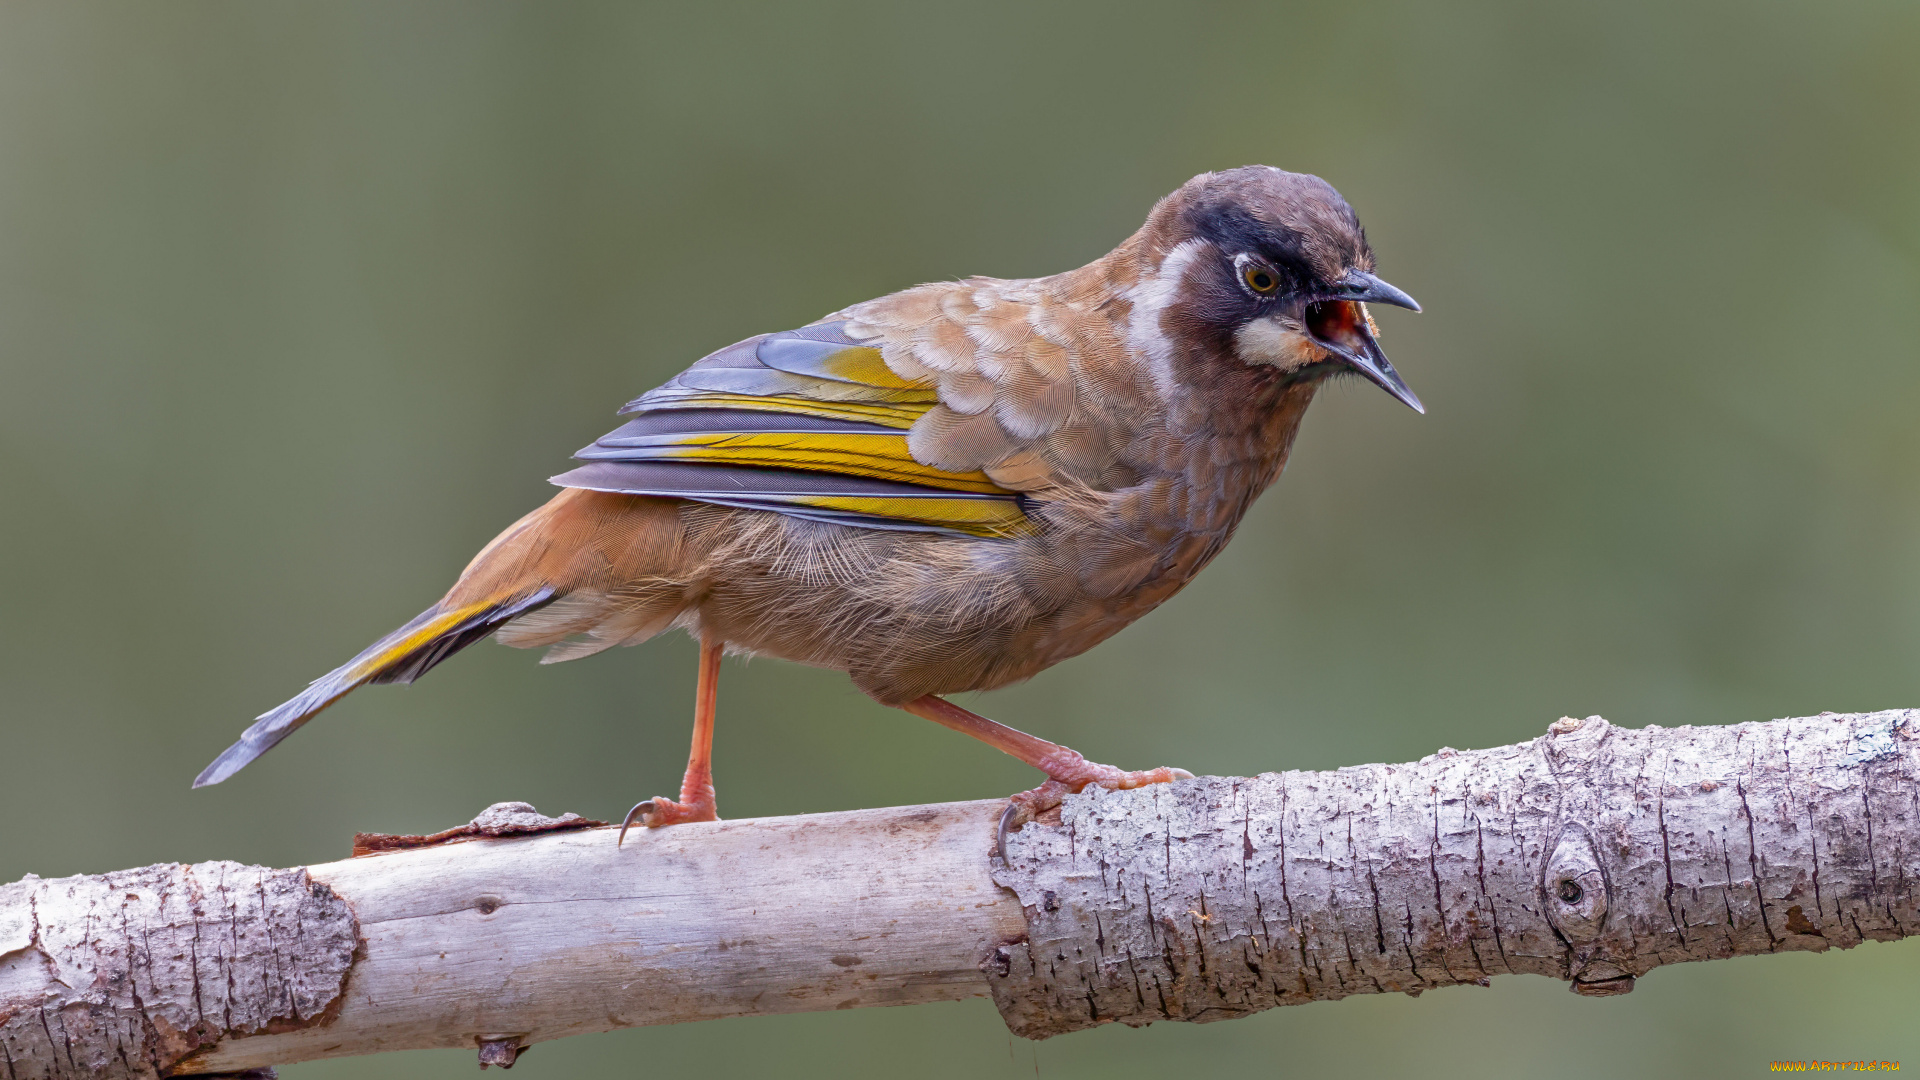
[619,635,723,843]
[898,695,1192,826]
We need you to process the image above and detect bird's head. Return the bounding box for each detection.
[1134,166,1424,412]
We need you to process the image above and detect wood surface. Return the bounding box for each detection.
[4,710,1914,1075]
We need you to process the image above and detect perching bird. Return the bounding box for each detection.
[195,166,1422,838]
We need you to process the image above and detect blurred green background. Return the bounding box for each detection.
[2,1,1917,1076]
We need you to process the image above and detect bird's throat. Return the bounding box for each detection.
[1232,315,1327,372]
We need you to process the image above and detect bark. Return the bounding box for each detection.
[2,709,1915,1075]
[987,709,1920,1035]
[0,864,355,1078]
[1,800,1019,1078]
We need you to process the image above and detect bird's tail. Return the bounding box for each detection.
[195,487,690,788]
[192,587,557,788]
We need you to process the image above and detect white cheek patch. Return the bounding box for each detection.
[1234,316,1325,371]
[1125,238,1207,399]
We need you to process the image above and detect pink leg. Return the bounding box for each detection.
[619,635,723,844]
[898,695,1192,823]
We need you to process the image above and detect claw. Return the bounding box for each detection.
[616,799,656,847]
[996,801,1019,865]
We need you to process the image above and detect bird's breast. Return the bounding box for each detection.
[1031,376,1318,607]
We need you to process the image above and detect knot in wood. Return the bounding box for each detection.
[1541,824,1634,994]
[1543,827,1609,942]
[1570,974,1637,997]
[1543,715,1611,775]
[477,1035,527,1069]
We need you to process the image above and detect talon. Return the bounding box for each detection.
[996,801,1019,864]
[620,635,724,848]
[620,793,718,833]
[617,800,657,847]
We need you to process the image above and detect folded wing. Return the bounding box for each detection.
[551,321,1033,538]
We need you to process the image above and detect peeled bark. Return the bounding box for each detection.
[1,709,1914,1074]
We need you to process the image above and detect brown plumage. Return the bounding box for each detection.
[195,166,1424,829]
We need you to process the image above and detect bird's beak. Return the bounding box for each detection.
[1304,270,1424,413]
[1332,269,1421,313]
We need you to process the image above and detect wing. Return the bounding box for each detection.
[845,278,1144,492]
[551,320,1033,538]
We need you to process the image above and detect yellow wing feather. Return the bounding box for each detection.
[566,323,1038,537]
[599,431,1008,494]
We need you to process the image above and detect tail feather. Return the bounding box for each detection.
[193,587,557,788]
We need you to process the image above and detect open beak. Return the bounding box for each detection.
[1304,269,1424,414]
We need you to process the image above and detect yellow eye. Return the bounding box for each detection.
[1242,264,1279,294]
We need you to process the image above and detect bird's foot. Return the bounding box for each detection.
[1030,747,1194,803]
[997,749,1193,856]
[617,792,717,845]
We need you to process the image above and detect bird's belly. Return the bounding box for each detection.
[685,500,1235,705]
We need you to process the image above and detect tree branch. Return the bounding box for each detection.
[3,709,1915,1075]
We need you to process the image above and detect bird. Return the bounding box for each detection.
[194,165,1423,842]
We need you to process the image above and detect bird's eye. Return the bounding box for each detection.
[1242,264,1279,295]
